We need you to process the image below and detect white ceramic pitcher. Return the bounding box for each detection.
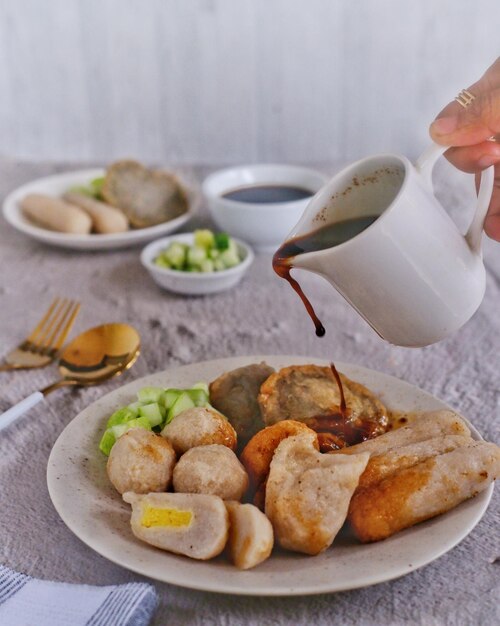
[283,144,494,347]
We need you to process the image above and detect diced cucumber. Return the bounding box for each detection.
[200,259,214,273]
[192,381,209,394]
[208,248,220,260]
[155,256,171,269]
[111,417,152,439]
[90,176,104,197]
[186,388,209,407]
[162,389,182,409]
[220,248,241,269]
[127,401,144,418]
[106,407,136,428]
[214,232,230,250]
[187,245,207,268]
[194,229,215,250]
[138,402,164,427]
[214,258,226,272]
[167,392,195,424]
[164,242,187,269]
[137,386,164,403]
[99,429,116,456]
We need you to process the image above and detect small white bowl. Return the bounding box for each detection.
[202,164,329,252]
[140,233,254,295]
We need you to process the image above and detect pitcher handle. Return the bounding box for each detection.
[415,142,495,254]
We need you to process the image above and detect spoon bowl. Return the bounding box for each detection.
[0,323,141,431]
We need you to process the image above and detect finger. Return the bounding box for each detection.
[475,167,500,242]
[430,87,500,147]
[444,141,500,173]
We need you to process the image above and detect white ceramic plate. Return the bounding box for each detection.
[47,356,493,596]
[2,169,197,250]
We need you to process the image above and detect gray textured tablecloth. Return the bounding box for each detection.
[0,158,498,626]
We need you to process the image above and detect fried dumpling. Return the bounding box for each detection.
[123,491,229,560]
[265,432,369,555]
[258,365,388,441]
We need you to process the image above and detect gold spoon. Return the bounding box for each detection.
[0,323,140,431]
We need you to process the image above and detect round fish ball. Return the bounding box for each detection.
[173,444,248,501]
[225,501,274,570]
[161,407,237,455]
[107,428,176,495]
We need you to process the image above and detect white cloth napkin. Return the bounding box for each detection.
[0,565,158,626]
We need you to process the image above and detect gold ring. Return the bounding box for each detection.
[455,89,476,108]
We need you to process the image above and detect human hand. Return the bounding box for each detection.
[430,57,500,241]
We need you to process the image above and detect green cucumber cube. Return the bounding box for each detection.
[99,429,116,456]
[214,232,230,250]
[200,259,214,273]
[127,401,144,418]
[192,381,209,394]
[194,229,215,250]
[162,389,182,409]
[220,248,240,269]
[106,407,135,428]
[187,246,207,268]
[164,242,187,269]
[186,388,209,406]
[167,392,195,424]
[137,386,164,403]
[138,402,164,427]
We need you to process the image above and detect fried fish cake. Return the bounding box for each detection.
[348,440,500,542]
[240,420,318,495]
[209,362,275,444]
[258,365,388,437]
[265,432,369,555]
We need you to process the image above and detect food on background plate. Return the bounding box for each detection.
[123,491,229,560]
[161,406,237,455]
[209,362,275,445]
[102,160,188,227]
[20,193,92,234]
[348,439,500,542]
[225,501,274,570]
[63,191,129,234]
[173,444,249,500]
[265,431,369,555]
[106,428,176,495]
[154,229,242,273]
[97,361,500,570]
[19,159,190,235]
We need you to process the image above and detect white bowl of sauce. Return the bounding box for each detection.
[202,165,329,251]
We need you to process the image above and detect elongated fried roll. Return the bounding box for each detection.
[357,434,472,490]
[348,440,500,542]
[335,410,469,458]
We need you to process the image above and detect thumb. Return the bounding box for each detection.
[430,87,500,147]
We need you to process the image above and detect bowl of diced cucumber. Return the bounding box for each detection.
[140,230,254,295]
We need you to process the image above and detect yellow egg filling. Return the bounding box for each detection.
[141,505,193,528]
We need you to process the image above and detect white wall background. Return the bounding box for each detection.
[0,0,498,164]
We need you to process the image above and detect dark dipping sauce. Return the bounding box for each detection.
[222,185,313,204]
[307,363,385,452]
[273,215,378,336]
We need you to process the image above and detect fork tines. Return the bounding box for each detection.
[22,298,81,356]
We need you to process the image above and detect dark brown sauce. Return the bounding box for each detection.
[273,215,378,336]
[304,363,384,452]
[222,184,313,204]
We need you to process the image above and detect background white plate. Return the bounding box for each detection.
[2,169,196,250]
[47,356,493,596]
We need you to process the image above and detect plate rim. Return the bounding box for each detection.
[46,355,494,595]
[2,168,197,250]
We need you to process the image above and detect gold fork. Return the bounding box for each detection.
[0,298,81,371]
